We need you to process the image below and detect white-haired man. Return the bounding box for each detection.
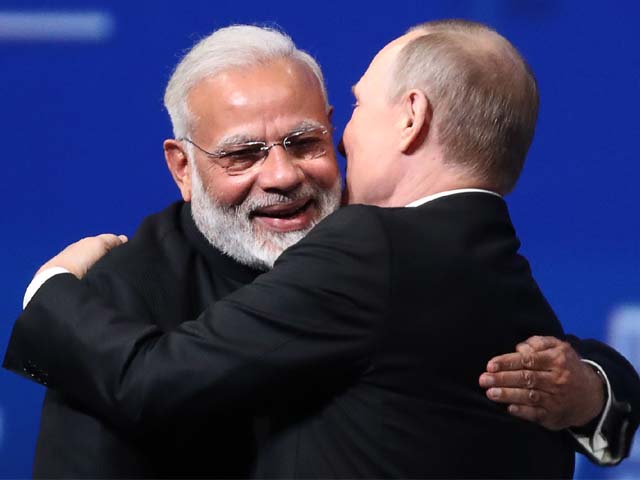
[10,25,341,478]
[5,22,639,477]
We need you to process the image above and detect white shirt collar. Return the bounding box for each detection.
[405,189,502,208]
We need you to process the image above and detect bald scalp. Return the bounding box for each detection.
[391,19,539,193]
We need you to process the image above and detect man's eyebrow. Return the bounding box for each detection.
[215,133,262,149]
[214,120,326,149]
[293,119,325,131]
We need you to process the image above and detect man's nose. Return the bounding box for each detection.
[255,145,303,193]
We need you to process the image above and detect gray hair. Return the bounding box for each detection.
[164,25,329,139]
[390,19,539,193]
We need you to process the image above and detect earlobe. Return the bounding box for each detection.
[399,90,430,154]
[164,139,192,201]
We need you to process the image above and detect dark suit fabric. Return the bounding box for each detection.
[19,202,261,478]
[5,192,579,478]
[568,335,640,462]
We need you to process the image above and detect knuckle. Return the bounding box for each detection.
[542,336,556,346]
[556,351,567,367]
[528,389,540,404]
[524,371,535,388]
[530,335,544,347]
[522,353,535,369]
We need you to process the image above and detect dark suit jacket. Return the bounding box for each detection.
[16,202,261,478]
[6,192,586,478]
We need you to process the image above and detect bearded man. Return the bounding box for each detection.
[6,21,640,478]
[17,25,340,478]
[5,20,637,477]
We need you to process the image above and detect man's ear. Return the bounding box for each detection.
[164,139,192,201]
[399,89,431,154]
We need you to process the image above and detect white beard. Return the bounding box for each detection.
[190,162,341,270]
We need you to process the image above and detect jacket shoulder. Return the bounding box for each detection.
[88,201,185,277]
[302,204,388,243]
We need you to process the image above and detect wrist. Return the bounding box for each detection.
[572,363,607,429]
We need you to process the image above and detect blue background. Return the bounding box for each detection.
[1,0,639,477]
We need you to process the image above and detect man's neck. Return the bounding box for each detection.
[379,174,491,208]
[371,148,494,207]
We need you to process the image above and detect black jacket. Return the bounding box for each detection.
[16,202,261,478]
[6,193,640,477]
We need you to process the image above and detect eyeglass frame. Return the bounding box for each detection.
[179,126,331,174]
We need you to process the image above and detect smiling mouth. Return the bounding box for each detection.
[250,199,313,220]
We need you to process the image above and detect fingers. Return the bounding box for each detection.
[37,233,128,279]
[516,336,562,354]
[482,337,592,431]
[479,370,555,391]
[95,233,128,252]
[487,342,568,373]
[485,386,549,406]
[486,351,539,372]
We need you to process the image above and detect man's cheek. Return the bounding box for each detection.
[209,178,255,206]
[306,160,340,188]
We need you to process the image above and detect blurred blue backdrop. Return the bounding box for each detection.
[1,0,639,477]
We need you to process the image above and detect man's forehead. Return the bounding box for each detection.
[194,59,318,93]
[188,62,324,114]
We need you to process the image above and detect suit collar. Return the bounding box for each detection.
[406,189,501,208]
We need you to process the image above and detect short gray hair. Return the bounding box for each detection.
[390,19,539,193]
[164,25,329,139]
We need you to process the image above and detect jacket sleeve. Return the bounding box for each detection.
[567,335,640,465]
[3,206,390,434]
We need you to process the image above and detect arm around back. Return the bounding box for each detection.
[3,205,391,434]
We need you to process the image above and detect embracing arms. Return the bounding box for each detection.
[5,217,639,463]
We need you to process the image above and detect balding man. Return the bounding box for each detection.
[5,20,639,477]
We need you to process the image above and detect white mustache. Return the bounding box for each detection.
[237,185,318,216]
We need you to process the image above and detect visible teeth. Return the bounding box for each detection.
[268,206,302,218]
[257,202,308,218]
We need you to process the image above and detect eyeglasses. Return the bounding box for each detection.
[180,126,330,175]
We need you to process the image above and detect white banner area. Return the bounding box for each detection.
[0,11,114,41]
